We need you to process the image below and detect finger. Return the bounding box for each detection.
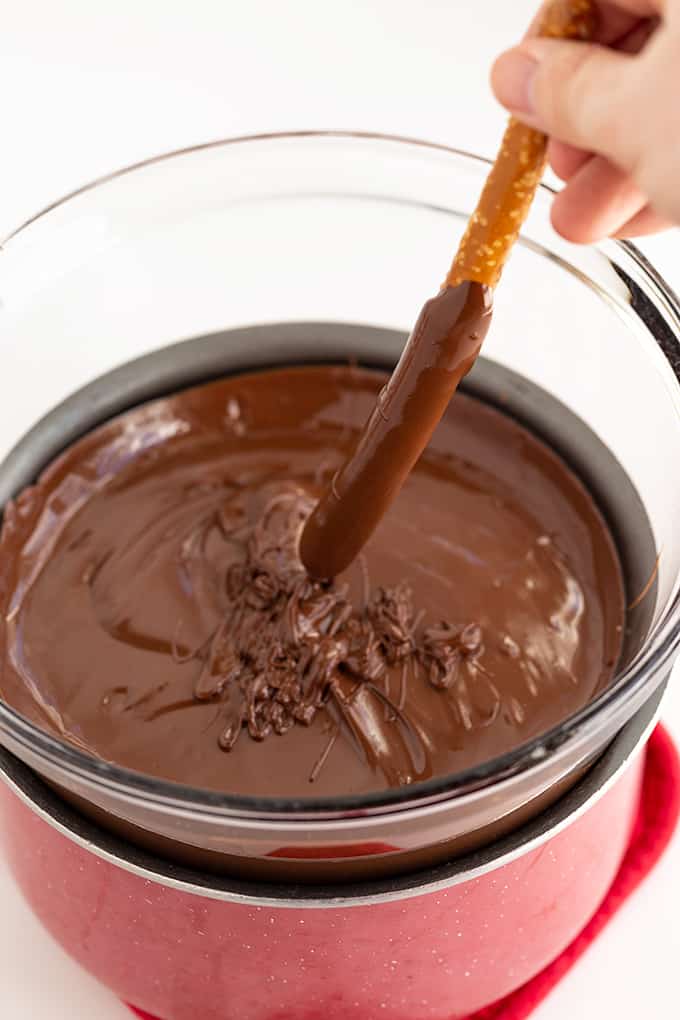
[612,204,675,237]
[548,138,590,180]
[543,12,658,183]
[551,156,648,241]
[491,39,642,170]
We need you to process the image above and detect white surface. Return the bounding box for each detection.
[0,2,679,1017]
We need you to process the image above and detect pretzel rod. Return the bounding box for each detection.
[446,0,598,289]
[300,0,599,581]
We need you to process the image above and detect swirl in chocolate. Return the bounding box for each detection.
[0,366,624,797]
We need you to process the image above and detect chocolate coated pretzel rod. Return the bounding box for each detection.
[300,0,597,580]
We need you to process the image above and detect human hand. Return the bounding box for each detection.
[491,1,679,241]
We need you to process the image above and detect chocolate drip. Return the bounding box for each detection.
[93,479,484,784]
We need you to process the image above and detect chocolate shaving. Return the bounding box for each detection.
[177,483,483,767]
[419,621,484,690]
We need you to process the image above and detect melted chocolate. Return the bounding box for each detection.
[0,365,625,797]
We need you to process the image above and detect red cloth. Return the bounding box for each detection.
[129,724,680,1020]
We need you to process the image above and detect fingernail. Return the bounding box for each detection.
[492,49,539,114]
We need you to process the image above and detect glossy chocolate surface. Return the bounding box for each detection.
[0,366,625,797]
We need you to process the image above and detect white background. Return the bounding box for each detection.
[0,2,678,1017]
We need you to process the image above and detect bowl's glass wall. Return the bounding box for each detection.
[0,134,678,871]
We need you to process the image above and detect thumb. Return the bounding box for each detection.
[491,38,642,174]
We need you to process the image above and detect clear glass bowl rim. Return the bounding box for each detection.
[1,129,679,819]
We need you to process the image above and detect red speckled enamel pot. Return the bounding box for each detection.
[0,686,660,1020]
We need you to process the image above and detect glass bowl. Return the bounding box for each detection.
[0,132,678,880]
